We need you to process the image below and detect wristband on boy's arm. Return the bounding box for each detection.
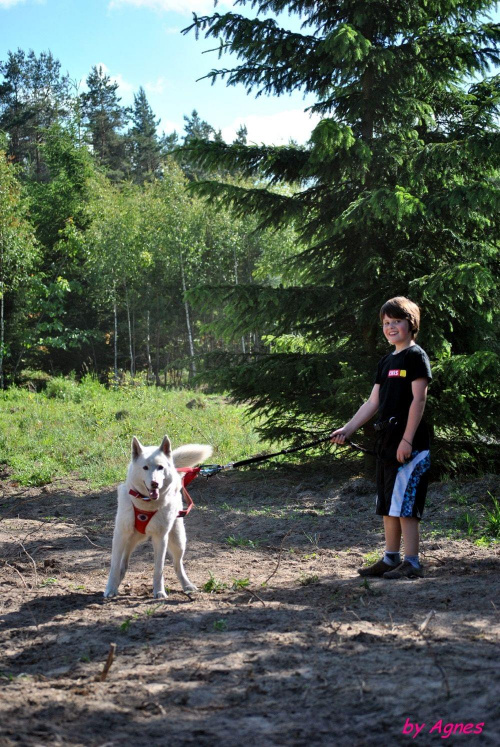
[402,437,413,447]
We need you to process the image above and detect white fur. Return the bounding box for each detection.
[104,435,212,599]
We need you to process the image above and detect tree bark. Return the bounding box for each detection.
[180,251,196,379]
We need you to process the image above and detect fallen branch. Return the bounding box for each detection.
[4,561,29,589]
[95,643,116,682]
[242,587,266,606]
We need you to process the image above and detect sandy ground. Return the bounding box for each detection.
[1,464,499,746]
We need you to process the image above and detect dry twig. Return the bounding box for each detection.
[241,587,266,606]
[96,642,116,682]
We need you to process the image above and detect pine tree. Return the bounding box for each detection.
[0,49,71,179]
[81,65,129,181]
[233,124,248,145]
[128,86,162,183]
[183,1,500,472]
[179,109,220,179]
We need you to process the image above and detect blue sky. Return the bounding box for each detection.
[1,1,498,146]
[0,0,319,144]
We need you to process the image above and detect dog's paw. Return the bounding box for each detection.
[103,589,118,598]
[154,590,168,599]
[183,583,198,594]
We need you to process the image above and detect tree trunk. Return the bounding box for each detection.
[233,246,246,354]
[0,286,4,390]
[145,309,153,383]
[180,252,196,380]
[124,284,135,378]
[0,243,4,389]
[113,283,119,387]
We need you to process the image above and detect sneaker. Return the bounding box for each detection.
[383,560,424,579]
[358,558,398,577]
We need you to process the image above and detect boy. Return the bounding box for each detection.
[331,297,432,579]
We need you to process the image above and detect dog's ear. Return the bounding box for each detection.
[132,436,144,460]
[160,435,171,457]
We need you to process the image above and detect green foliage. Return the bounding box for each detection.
[202,572,227,593]
[182,0,500,471]
[232,577,250,589]
[225,535,260,548]
[0,384,268,487]
[484,495,500,538]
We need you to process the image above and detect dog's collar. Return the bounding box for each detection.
[129,489,149,500]
[129,467,201,523]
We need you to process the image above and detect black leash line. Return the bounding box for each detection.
[200,434,374,477]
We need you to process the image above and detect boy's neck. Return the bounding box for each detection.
[392,339,416,354]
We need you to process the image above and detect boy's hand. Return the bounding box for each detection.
[397,439,413,464]
[330,427,351,444]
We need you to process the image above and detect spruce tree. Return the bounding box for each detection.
[81,65,129,181]
[183,1,500,472]
[179,109,221,179]
[128,86,162,183]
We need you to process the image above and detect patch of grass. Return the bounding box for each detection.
[145,605,162,617]
[202,572,227,593]
[302,552,318,560]
[213,619,227,632]
[225,535,260,549]
[454,511,480,536]
[450,489,469,506]
[232,577,250,590]
[298,573,320,586]
[484,494,500,538]
[362,551,380,566]
[40,577,58,587]
[0,384,271,488]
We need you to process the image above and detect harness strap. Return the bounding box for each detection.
[129,467,201,526]
[133,504,157,534]
[176,467,201,518]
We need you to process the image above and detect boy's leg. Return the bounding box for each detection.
[384,516,423,578]
[384,516,402,552]
[400,516,419,556]
[358,460,402,577]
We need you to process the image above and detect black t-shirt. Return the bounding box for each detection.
[375,344,432,450]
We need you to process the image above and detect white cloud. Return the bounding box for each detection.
[0,0,26,8]
[221,109,320,146]
[145,76,169,95]
[159,118,182,134]
[109,0,231,14]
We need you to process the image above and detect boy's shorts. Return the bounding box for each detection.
[376,450,430,519]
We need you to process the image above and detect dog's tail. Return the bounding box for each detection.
[172,444,213,469]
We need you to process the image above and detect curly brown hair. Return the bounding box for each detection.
[379,297,421,338]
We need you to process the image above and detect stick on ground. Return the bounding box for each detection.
[96,643,116,682]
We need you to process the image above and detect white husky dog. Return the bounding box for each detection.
[104,435,212,599]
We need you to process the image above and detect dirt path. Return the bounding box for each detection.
[1,467,499,746]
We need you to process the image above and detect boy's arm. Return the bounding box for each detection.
[330,384,380,444]
[396,378,428,463]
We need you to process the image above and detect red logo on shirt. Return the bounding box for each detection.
[388,369,407,378]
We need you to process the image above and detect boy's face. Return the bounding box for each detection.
[382,315,412,348]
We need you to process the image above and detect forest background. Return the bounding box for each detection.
[0,0,499,477]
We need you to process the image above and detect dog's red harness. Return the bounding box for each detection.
[130,467,201,534]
